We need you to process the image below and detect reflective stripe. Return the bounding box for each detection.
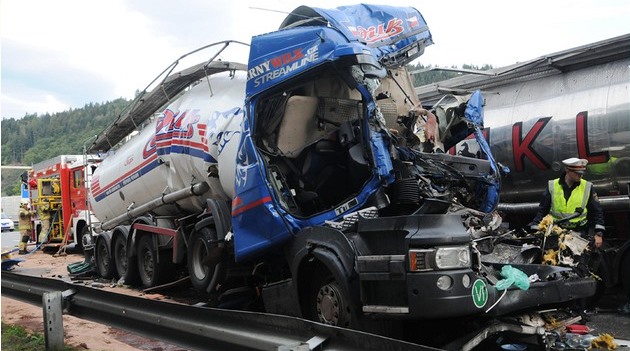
[18,208,32,230]
[549,178,590,228]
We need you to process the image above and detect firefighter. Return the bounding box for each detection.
[37,199,53,244]
[18,200,34,254]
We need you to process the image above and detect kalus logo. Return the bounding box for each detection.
[349,18,404,44]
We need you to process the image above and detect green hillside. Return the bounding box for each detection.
[408,63,494,87]
[1,98,129,195]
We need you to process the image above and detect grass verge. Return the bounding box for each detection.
[1,322,77,351]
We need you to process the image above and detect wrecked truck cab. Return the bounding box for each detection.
[233,4,434,261]
[231,2,596,337]
[235,4,500,256]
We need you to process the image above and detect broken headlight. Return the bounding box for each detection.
[409,245,471,271]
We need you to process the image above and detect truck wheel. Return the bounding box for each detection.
[187,228,223,291]
[137,235,173,288]
[77,226,92,254]
[113,235,138,285]
[95,238,114,279]
[306,274,353,328]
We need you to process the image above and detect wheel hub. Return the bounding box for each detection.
[117,244,128,271]
[98,245,109,269]
[192,239,209,279]
[316,283,343,325]
[142,250,154,276]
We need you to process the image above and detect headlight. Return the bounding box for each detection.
[435,246,470,269]
[409,245,471,271]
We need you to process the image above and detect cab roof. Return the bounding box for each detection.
[246,4,432,96]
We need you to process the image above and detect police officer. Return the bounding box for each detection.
[530,157,605,247]
[18,200,34,254]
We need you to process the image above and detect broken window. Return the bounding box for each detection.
[254,67,371,217]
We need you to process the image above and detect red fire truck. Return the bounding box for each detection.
[28,154,101,251]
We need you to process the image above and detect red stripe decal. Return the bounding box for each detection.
[231,196,272,216]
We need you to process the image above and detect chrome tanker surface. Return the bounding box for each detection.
[483,59,630,203]
[415,35,630,206]
[89,71,247,223]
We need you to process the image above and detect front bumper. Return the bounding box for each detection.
[358,256,597,319]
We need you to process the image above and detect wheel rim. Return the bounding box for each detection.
[115,240,128,274]
[97,242,110,273]
[191,238,209,280]
[81,229,92,250]
[316,282,349,326]
[141,247,154,279]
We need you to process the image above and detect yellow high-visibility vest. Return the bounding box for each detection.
[548,178,590,228]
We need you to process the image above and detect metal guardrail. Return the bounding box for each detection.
[1,271,440,351]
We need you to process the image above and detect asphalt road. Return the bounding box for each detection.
[587,288,630,349]
[1,229,20,251]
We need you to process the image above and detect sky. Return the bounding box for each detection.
[1,0,629,119]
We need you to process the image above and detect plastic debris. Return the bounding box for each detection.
[1,248,24,271]
[67,260,96,277]
[496,265,530,291]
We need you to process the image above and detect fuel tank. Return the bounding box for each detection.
[89,70,247,223]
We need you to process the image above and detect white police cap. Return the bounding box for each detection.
[562,157,588,174]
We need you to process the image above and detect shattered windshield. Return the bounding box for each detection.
[253,63,372,218]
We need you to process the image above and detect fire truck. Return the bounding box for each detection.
[28,154,101,251]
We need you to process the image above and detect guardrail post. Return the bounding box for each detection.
[43,291,64,350]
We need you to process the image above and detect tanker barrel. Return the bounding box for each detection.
[99,182,210,231]
[497,202,539,215]
[600,195,630,211]
[497,194,630,215]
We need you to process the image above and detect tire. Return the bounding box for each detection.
[187,228,224,291]
[113,234,138,285]
[305,273,353,328]
[137,235,173,288]
[95,238,114,279]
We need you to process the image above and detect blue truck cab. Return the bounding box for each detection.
[227,4,597,336]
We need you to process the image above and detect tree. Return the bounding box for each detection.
[407,63,494,87]
[0,98,130,195]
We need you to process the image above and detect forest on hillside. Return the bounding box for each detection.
[407,63,493,87]
[1,98,130,195]
[0,63,491,196]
